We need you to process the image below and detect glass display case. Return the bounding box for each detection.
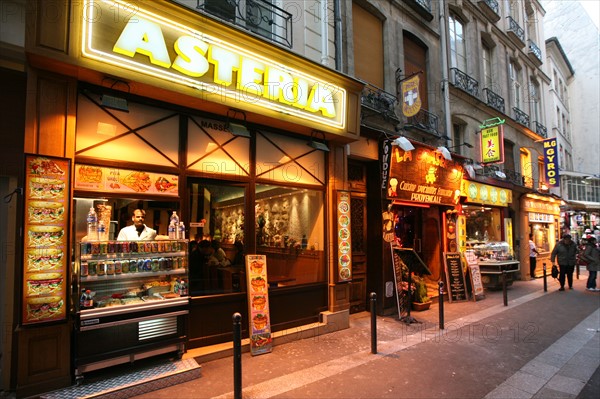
[470,241,514,261]
[74,239,189,378]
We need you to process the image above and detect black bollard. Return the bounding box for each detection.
[438,281,445,330]
[233,312,242,399]
[543,263,547,292]
[370,292,377,354]
[502,271,508,306]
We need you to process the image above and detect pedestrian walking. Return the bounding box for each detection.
[551,234,578,291]
[581,236,600,291]
[529,233,539,280]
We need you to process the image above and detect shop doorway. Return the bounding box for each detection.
[348,161,368,313]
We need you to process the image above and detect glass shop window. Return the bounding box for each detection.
[530,223,551,253]
[255,184,326,287]
[464,205,502,243]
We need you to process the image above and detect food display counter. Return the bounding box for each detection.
[73,240,189,379]
[469,241,520,289]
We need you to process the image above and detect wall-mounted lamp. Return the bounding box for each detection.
[437,146,452,160]
[495,170,507,179]
[391,136,415,151]
[227,109,251,138]
[308,130,330,152]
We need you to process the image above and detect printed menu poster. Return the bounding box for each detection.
[246,255,272,356]
[465,250,485,300]
[74,164,179,197]
[22,155,70,324]
[336,191,352,282]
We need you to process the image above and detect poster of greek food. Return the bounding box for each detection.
[22,155,70,324]
[74,164,179,197]
[246,255,272,355]
[336,191,352,282]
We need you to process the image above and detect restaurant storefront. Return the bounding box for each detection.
[11,0,363,395]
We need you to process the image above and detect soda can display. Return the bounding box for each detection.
[80,262,89,277]
[106,260,115,275]
[129,259,138,273]
[152,242,159,252]
[142,259,151,272]
[158,242,165,252]
[145,242,153,253]
[99,243,108,255]
[151,258,159,272]
[121,259,129,273]
[97,261,106,276]
[159,257,166,271]
[119,242,129,254]
[130,242,138,253]
[108,241,116,254]
[91,243,100,255]
[88,261,97,276]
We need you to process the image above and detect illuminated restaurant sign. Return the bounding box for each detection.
[542,138,560,187]
[479,125,504,164]
[385,142,463,205]
[460,181,512,207]
[81,0,346,129]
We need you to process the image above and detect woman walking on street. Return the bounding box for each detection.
[582,236,600,291]
[551,234,578,291]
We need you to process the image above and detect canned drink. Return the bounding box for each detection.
[130,242,138,253]
[108,241,116,254]
[151,258,160,272]
[91,243,100,255]
[80,262,89,277]
[129,259,138,273]
[81,243,88,255]
[119,242,127,254]
[88,261,97,276]
[143,259,151,272]
[164,241,171,252]
[158,242,165,252]
[121,259,129,273]
[159,257,166,271]
[152,242,159,252]
[99,243,108,255]
[106,260,115,275]
[145,242,153,253]
[97,261,106,276]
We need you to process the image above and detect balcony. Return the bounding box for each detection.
[404,108,439,136]
[196,0,293,48]
[482,88,505,114]
[403,0,434,21]
[450,68,479,98]
[361,84,399,123]
[513,107,529,127]
[478,166,526,187]
[532,121,548,138]
[527,40,543,66]
[477,0,501,22]
[506,16,525,48]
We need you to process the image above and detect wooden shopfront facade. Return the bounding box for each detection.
[9,0,363,395]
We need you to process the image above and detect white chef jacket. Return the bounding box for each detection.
[117,225,157,241]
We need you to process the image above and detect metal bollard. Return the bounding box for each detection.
[370,292,377,354]
[543,263,547,292]
[502,271,508,306]
[233,312,242,399]
[438,281,445,330]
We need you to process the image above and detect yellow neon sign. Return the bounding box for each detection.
[81,0,346,129]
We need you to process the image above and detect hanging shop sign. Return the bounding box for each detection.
[81,0,346,130]
[22,155,71,325]
[479,124,505,164]
[74,164,179,197]
[542,138,560,187]
[401,74,422,117]
[336,191,352,282]
[460,180,512,207]
[385,142,463,205]
[246,255,273,356]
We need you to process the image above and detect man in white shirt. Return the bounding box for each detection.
[529,233,539,280]
[117,209,157,241]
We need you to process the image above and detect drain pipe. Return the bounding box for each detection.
[439,0,452,144]
[334,0,343,71]
[321,0,329,65]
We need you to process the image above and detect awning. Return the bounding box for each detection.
[563,200,600,212]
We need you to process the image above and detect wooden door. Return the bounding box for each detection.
[348,161,368,313]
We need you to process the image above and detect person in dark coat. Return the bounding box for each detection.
[551,234,578,291]
[581,236,600,291]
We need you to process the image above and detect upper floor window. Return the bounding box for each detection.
[482,43,493,89]
[529,80,541,123]
[509,61,522,109]
[352,3,384,88]
[449,14,467,71]
[509,1,522,24]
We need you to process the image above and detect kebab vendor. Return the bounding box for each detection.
[117,209,157,241]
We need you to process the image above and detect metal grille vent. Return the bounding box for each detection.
[138,317,178,341]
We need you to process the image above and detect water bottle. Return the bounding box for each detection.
[79,289,86,309]
[179,222,186,240]
[98,221,107,241]
[86,207,98,240]
[168,221,176,239]
[170,211,180,239]
[84,289,93,308]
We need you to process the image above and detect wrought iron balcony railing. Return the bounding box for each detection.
[403,0,433,21]
[527,40,543,63]
[533,121,548,138]
[506,16,525,45]
[405,108,439,136]
[478,0,500,20]
[450,68,479,98]
[196,0,293,48]
[361,84,399,122]
[513,107,530,127]
[477,166,526,187]
[482,88,505,114]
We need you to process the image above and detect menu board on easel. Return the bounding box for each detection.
[246,255,272,356]
[22,155,71,325]
[390,244,408,318]
[465,250,485,301]
[443,252,469,302]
